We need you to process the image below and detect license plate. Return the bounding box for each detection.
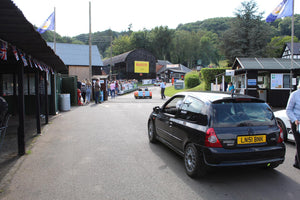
[237,135,266,144]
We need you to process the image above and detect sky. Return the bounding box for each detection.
[11,0,300,37]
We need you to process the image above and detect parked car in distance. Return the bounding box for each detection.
[134,88,152,99]
[274,109,295,142]
[148,92,285,178]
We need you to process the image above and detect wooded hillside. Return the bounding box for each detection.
[40,1,300,68]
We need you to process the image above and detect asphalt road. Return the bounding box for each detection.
[0,86,300,200]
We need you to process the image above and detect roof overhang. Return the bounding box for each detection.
[0,0,67,73]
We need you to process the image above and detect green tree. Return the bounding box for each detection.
[170,30,195,66]
[170,30,220,68]
[176,17,232,37]
[266,36,299,57]
[149,26,174,60]
[222,0,272,64]
[130,30,150,49]
[198,36,220,66]
[108,35,133,57]
[278,15,300,40]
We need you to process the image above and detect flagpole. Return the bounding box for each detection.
[54,7,56,53]
[290,0,295,93]
[89,1,92,80]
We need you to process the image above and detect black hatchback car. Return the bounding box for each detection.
[148,92,285,178]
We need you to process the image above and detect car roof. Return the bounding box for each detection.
[175,91,263,104]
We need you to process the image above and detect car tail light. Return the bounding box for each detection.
[205,128,222,148]
[277,125,284,143]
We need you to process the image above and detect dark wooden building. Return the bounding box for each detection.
[231,58,300,107]
[0,0,67,155]
[102,49,156,80]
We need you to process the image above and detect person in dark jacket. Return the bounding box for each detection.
[94,79,101,104]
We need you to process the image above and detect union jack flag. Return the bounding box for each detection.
[19,50,28,66]
[34,60,43,71]
[33,59,39,69]
[28,55,33,68]
[12,46,19,61]
[0,41,8,60]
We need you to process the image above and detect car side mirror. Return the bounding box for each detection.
[153,106,161,114]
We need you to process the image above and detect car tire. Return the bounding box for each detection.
[184,143,207,178]
[148,120,157,143]
[276,118,288,142]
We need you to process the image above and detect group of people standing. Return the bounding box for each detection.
[77,79,121,105]
[78,79,92,105]
[107,80,119,98]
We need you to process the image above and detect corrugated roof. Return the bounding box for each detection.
[47,42,103,66]
[157,64,192,74]
[233,58,300,70]
[102,51,132,66]
[0,0,67,72]
[157,60,172,66]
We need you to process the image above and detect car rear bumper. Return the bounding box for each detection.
[198,144,286,167]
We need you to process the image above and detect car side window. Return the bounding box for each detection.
[162,96,185,115]
[178,97,206,123]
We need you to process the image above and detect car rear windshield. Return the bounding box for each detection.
[212,102,276,127]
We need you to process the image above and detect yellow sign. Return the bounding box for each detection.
[134,61,149,73]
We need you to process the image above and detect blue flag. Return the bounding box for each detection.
[266,0,293,22]
[37,12,55,34]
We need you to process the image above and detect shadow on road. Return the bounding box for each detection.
[148,141,300,200]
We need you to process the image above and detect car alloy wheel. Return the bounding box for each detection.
[185,144,197,171]
[184,143,207,178]
[148,120,156,143]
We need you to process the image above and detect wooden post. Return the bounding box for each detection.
[17,63,25,155]
[50,73,56,115]
[13,73,17,115]
[44,72,49,124]
[35,71,41,134]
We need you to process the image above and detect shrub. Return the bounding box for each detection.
[184,71,201,89]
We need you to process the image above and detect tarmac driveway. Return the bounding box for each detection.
[1,86,300,200]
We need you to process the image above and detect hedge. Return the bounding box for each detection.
[200,68,231,91]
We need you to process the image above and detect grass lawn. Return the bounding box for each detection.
[165,82,206,97]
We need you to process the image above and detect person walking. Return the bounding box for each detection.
[85,80,92,104]
[160,81,166,99]
[286,82,300,170]
[94,79,101,104]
